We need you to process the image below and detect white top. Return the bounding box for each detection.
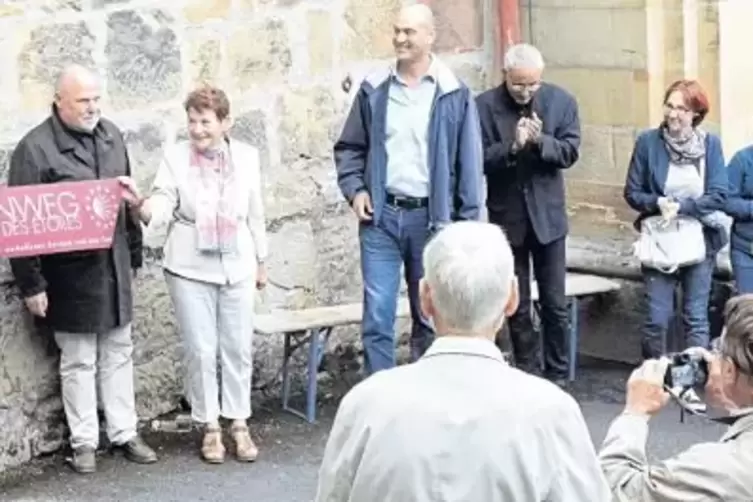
[142,139,268,285]
[315,336,611,502]
[665,160,704,201]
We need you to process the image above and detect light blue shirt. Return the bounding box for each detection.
[384,58,438,198]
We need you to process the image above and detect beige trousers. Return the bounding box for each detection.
[54,324,138,450]
[165,272,255,424]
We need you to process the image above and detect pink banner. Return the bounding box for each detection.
[0,179,123,258]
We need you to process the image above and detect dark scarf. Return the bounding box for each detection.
[661,125,706,165]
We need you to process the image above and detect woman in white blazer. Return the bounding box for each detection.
[119,86,268,464]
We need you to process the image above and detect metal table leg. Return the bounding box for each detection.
[281,327,333,424]
[569,298,580,382]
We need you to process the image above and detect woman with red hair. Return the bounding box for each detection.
[623,80,728,370]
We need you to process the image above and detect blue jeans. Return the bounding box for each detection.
[642,256,714,359]
[359,204,434,375]
[731,248,753,294]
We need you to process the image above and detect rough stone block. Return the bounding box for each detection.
[242,0,301,7]
[566,180,635,239]
[523,0,645,7]
[341,0,401,61]
[0,145,14,185]
[262,220,318,309]
[432,0,484,52]
[227,18,291,91]
[612,127,640,178]
[18,21,96,112]
[92,0,128,7]
[187,28,223,87]
[530,7,647,69]
[183,0,231,24]
[279,87,344,163]
[131,267,183,418]
[544,67,651,127]
[0,5,23,17]
[308,10,334,75]
[572,125,638,185]
[447,60,487,94]
[0,287,63,472]
[229,108,270,170]
[120,121,167,192]
[106,10,182,110]
[11,0,82,13]
[310,206,361,305]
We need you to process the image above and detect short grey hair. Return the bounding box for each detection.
[422,221,515,334]
[503,43,545,71]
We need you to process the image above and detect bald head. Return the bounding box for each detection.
[55,64,99,95]
[54,64,102,132]
[393,4,435,64]
[398,4,435,30]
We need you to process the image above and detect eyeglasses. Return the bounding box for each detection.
[663,103,692,114]
[508,82,541,92]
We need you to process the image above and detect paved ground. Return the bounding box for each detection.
[0,358,727,502]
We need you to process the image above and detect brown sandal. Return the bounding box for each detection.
[201,426,225,464]
[231,424,258,462]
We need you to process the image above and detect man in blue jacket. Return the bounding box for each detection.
[334,3,483,375]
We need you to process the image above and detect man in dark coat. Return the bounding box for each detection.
[475,44,581,386]
[7,64,157,473]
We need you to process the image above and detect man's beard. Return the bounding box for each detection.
[74,115,100,132]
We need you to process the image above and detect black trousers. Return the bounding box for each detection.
[492,216,570,379]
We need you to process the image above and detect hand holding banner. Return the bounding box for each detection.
[0,179,123,258]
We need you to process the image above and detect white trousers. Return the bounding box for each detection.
[54,324,138,450]
[165,272,255,424]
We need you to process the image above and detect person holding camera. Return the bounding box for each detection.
[598,294,753,501]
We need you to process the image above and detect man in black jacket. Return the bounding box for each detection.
[7,64,157,473]
[475,44,581,385]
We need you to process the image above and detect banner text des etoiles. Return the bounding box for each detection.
[0,179,122,258]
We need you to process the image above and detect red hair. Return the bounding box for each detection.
[663,79,709,127]
[184,86,231,121]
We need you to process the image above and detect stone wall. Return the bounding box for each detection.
[0,0,495,472]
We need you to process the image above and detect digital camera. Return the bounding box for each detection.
[663,352,709,389]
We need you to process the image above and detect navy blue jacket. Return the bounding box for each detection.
[476,83,580,247]
[624,128,728,253]
[724,145,753,254]
[334,59,483,229]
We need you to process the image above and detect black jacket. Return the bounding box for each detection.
[7,108,143,334]
[476,83,580,246]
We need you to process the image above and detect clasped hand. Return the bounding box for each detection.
[514,112,543,151]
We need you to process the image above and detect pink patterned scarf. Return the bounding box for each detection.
[191,142,239,254]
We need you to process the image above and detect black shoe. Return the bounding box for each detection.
[117,436,158,464]
[69,446,96,474]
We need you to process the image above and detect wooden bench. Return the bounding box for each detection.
[255,272,620,423]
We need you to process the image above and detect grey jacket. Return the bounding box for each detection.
[599,412,753,501]
[315,336,611,502]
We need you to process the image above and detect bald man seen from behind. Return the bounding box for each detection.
[7,64,157,474]
[314,221,611,501]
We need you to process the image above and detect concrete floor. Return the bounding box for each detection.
[0,358,727,502]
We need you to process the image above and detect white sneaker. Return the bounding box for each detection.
[670,386,707,413]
